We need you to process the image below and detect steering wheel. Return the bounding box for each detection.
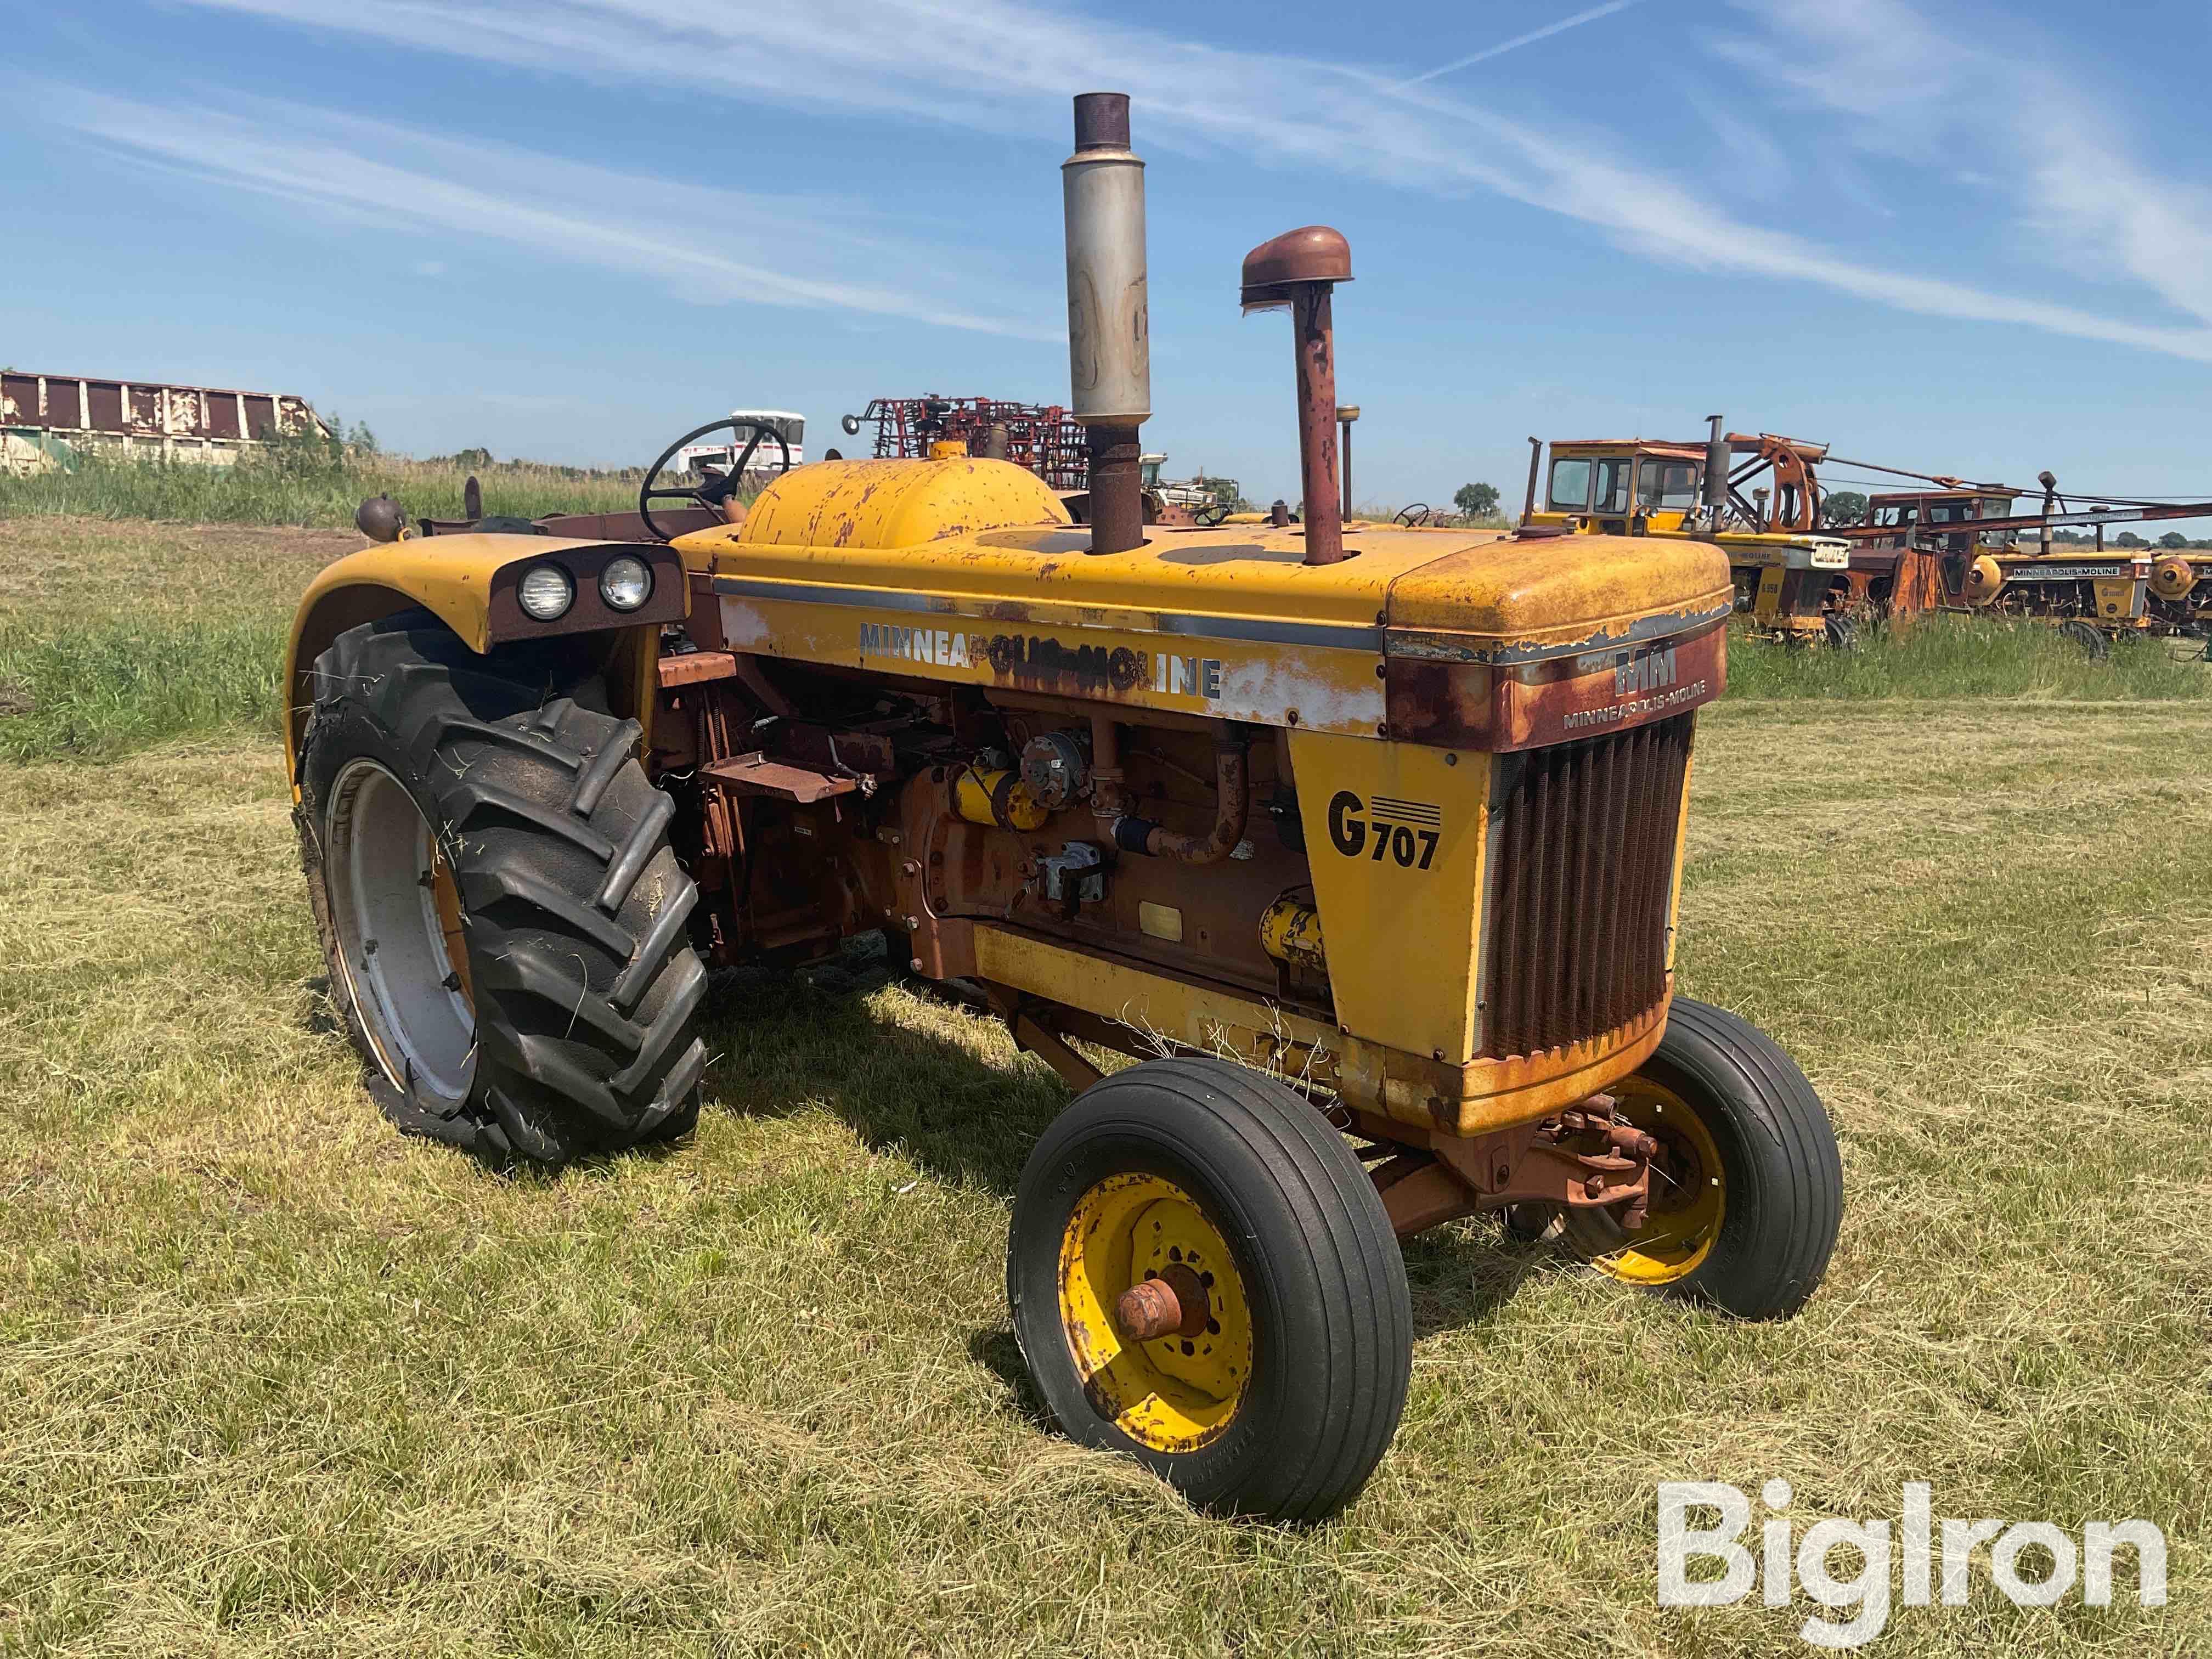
[639,417,793,541]
[1394,503,1432,527]
[1194,499,1233,527]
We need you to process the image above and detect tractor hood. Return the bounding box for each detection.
[1383,531,1734,664]
[678,460,1734,741]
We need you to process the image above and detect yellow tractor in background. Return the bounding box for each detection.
[1521,427,1860,645]
[1521,428,2212,651]
[285,94,1843,1520]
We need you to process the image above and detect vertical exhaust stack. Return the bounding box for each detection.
[1064,93,1150,556]
[1242,226,1353,566]
[1702,414,1730,523]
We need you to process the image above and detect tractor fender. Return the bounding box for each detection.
[285,533,686,787]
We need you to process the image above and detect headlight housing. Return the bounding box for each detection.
[599,555,653,612]
[517,562,575,621]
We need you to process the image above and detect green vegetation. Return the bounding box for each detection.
[1725,613,2212,701]
[1452,480,1499,520]
[1,701,2207,1652]
[0,518,356,763]
[0,435,644,531]
[0,614,285,763]
[1821,488,1867,527]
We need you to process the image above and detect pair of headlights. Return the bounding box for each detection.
[517,555,654,622]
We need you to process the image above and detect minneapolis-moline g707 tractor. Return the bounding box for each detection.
[286,95,1842,1520]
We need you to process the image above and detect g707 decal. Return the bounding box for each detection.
[1327,790,1441,870]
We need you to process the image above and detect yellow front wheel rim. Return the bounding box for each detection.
[1572,1077,1725,1285]
[1057,1173,1254,1452]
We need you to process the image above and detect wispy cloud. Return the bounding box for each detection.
[1714,0,2212,331]
[1401,1,1645,87]
[153,0,2212,364]
[37,85,1060,341]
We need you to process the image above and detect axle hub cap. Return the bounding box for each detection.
[1057,1173,1254,1452]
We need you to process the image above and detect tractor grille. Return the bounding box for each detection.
[1482,714,1693,1059]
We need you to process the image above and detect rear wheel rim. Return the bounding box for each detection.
[1573,1078,1725,1285]
[1057,1173,1254,1452]
[325,759,477,1110]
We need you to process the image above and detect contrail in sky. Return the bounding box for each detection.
[1400,0,1647,86]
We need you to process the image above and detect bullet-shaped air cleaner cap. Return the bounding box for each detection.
[1240,225,1353,312]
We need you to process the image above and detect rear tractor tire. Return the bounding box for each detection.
[297,611,708,1166]
[1008,1058,1412,1521]
[1560,998,1842,1320]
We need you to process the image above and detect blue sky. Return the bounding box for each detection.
[8,0,2212,521]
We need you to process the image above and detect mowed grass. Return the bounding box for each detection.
[3,518,2211,1653]
[2,709,2207,1655]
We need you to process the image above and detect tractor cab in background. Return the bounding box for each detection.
[1533,439,1707,536]
[1864,489,2019,554]
[677,409,805,480]
[1522,431,1856,644]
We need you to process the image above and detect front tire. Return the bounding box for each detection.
[1561,998,1841,1319]
[1007,1058,1411,1521]
[298,611,707,1166]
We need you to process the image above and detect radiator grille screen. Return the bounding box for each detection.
[1483,714,1692,1059]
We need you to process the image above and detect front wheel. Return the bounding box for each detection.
[1561,998,1842,1319]
[1007,1058,1411,1520]
[298,611,708,1166]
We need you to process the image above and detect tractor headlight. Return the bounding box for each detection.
[599,555,653,612]
[517,563,575,621]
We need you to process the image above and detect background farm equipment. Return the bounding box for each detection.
[1522,424,2212,648]
[1,369,329,474]
[1833,470,2212,649]
[839,394,1088,487]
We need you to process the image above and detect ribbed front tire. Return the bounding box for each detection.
[1563,997,1842,1319]
[1008,1058,1412,1521]
[297,611,707,1166]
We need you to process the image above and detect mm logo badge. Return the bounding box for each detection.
[1326,791,1441,870]
[1617,644,1678,696]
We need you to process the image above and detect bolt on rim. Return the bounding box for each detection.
[325,759,477,1109]
[1056,1172,1254,1452]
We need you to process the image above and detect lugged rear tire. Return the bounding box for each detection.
[297,610,707,1166]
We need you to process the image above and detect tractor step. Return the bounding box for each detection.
[700,751,857,804]
[658,650,740,687]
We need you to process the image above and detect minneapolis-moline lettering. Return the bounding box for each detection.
[856,624,1221,702]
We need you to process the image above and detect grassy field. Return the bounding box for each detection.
[2,520,2210,1655]
[0,449,644,532]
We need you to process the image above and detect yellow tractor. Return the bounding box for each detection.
[286,94,1842,1520]
[1520,428,1861,645]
